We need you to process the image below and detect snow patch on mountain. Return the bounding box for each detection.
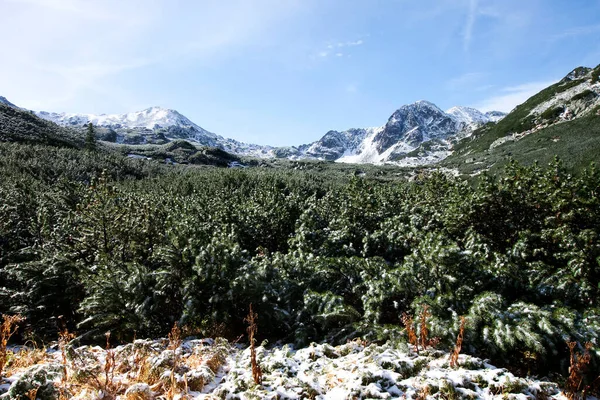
[484,110,507,122]
[337,127,385,164]
[446,106,491,128]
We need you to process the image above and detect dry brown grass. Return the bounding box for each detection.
[184,351,204,370]
[0,314,25,377]
[415,385,430,400]
[57,327,126,399]
[124,392,150,400]
[245,304,262,385]
[2,319,233,400]
[565,341,592,400]
[25,387,38,400]
[206,350,226,374]
[161,322,186,400]
[449,316,466,369]
[4,343,48,377]
[129,345,155,385]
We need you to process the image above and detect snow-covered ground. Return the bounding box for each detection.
[1,339,584,400]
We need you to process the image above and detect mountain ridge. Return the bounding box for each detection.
[0,96,18,109]
[1,63,599,172]
[442,64,600,175]
[2,96,504,165]
[294,101,505,165]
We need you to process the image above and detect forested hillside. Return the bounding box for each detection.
[0,104,83,148]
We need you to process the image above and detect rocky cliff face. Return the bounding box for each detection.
[374,101,459,151]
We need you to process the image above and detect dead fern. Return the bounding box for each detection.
[402,307,440,354]
[419,305,431,350]
[57,324,75,399]
[449,316,466,368]
[245,304,262,385]
[565,341,592,400]
[25,387,38,400]
[101,331,120,397]
[0,314,25,377]
[165,322,184,400]
[402,312,419,354]
[58,326,74,382]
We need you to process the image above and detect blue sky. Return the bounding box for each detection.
[1,0,599,146]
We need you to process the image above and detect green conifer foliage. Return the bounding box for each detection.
[85,122,96,151]
[0,138,598,378]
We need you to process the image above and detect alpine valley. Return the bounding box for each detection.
[2,64,600,173]
[4,97,507,166]
[2,64,600,400]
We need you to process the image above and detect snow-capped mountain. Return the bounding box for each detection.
[375,101,460,150]
[34,106,274,156]
[6,95,505,166]
[483,111,507,123]
[37,106,215,134]
[299,101,505,166]
[35,107,220,146]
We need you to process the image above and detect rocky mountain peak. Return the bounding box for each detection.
[561,66,592,82]
[375,101,458,151]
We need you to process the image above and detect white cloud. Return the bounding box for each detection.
[341,40,364,47]
[0,0,306,112]
[315,38,365,58]
[463,0,479,51]
[475,81,557,112]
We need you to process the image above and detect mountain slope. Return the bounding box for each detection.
[0,101,241,168]
[22,95,505,165]
[36,106,220,146]
[34,106,277,157]
[6,93,506,166]
[0,103,83,148]
[443,64,600,174]
[0,96,19,109]
[298,101,505,165]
